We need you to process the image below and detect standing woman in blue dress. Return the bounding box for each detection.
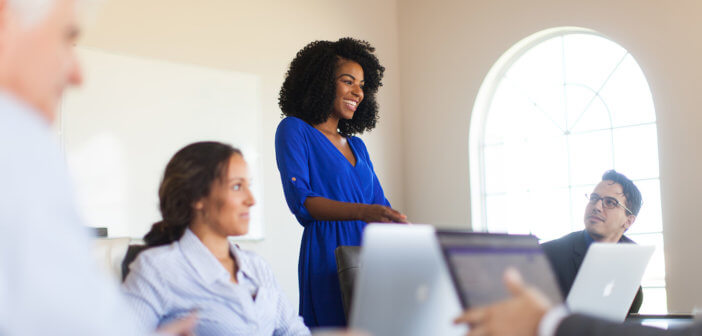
[275,37,407,327]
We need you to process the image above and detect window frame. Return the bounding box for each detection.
[469,27,666,312]
[471,26,623,231]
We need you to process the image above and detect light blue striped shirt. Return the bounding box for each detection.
[122,229,310,336]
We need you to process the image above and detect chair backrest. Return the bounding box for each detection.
[334,245,361,319]
[121,244,151,281]
[93,237,131,283]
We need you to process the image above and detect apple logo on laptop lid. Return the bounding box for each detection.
[603,280,615,297]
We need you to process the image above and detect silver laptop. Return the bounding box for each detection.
[567,243,655,322]
[349,224,466,336]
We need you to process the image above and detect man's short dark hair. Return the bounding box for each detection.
[602,169,642,216]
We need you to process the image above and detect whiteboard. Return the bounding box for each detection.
[59,47,264,240]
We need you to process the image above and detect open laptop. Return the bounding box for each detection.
[567,243,655,322]
[349,224,466,336]
[437,230,563,308]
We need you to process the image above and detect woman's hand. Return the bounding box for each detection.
[358,204,408,223]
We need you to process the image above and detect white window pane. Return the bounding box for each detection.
[570,184,597,232]
[566,84,611,134]
[485,78,531,144]
[506,37,565,129]
[639,287,668,314]
[507,35,563,84]
[528,188,572,241]
[628,179,663,234]
[504,191,531,235]
[485,78,562,144]
[488,83,564,142]
[483,144,506,194]
[519,135,569,191]
[485,194,512,233]
[599,54,656,127]
[522,83,567,136]
[502,138,531,192]
[568,130,614,186]
[627,233,666,288]
[500,135,568,193]
[563,34,628,93]
[612,124,660,180]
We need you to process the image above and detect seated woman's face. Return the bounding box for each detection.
[196,154,255,237]
[331,60,365,120]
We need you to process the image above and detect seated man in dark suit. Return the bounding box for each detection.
[541,169,643,313]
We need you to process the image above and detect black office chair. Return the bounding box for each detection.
[121,244,150,281]
[334,245,361,320]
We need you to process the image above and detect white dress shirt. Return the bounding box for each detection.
[0,92,147,335]
[538,305,570,336]
[122,229,310,336]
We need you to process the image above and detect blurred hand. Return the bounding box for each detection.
[359,204,408,223]
[156,312,198,336]
[454,268,552,336]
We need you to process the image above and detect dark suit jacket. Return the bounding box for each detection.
[541,230,643,313]
[557,314,702,336]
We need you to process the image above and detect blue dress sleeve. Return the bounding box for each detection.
[352,137,391,207]
[275,118,322,224]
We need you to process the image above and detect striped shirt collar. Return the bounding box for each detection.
[179,228,258,287]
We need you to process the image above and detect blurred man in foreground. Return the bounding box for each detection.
[0,0,193,334]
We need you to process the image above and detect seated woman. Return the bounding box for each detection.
[122,141,310,336]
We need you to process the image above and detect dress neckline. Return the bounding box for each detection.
[307,122,359,168]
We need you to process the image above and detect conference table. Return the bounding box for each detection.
[626,314,696,330]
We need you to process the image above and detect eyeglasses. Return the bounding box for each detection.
[585,193,633,215]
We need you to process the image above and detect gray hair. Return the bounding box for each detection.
[8,0,98,27]
[8,0,53,26]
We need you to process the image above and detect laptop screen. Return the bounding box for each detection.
[438,231,563,308]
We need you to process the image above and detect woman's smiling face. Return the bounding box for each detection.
[331,59,364,121]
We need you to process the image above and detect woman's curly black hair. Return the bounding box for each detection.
[278,37,385,136]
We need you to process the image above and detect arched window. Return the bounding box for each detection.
[469,28,666,313]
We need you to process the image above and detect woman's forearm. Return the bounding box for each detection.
[304,197,363,221]
[303,197,407,223]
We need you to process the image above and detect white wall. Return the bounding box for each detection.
[399,0,702,313]
[79,0,404,308]
[62,48,266,240]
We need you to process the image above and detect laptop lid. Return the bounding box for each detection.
[437,230,563,309]
[567,243,654,322]
[349,224,466,336]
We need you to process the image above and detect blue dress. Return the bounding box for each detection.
[274,117,391,327]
